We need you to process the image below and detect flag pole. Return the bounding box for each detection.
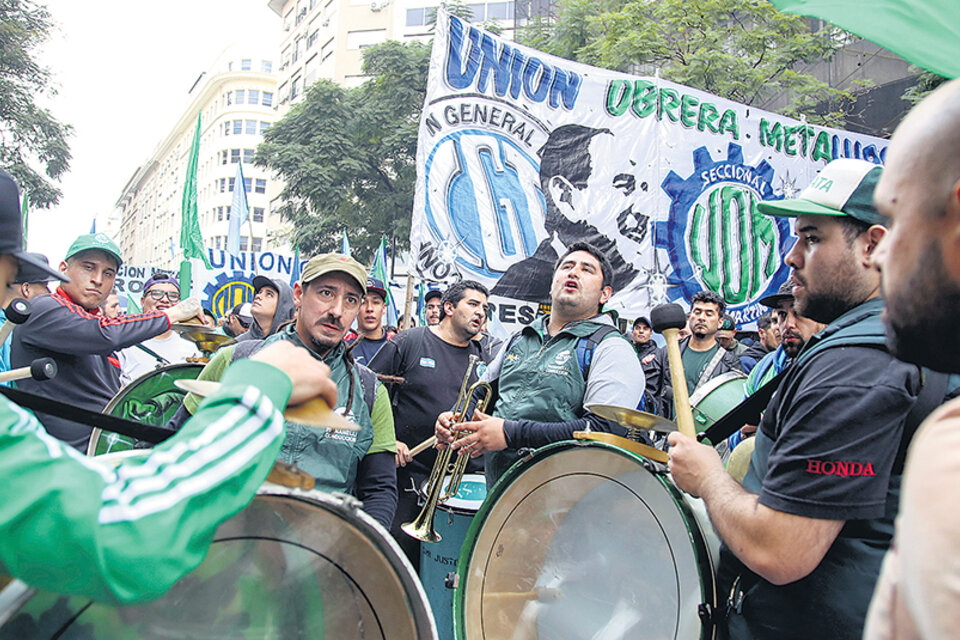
[402,274,415,330]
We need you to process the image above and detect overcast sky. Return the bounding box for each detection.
[31,0,279,264]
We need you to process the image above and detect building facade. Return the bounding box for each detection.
[268,0,517,106]
[116,47,286,270]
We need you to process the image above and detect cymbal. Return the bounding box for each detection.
[171,325,236,353]
[175,379,360,432]
[585,403,678,435]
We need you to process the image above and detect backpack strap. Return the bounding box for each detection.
[576,325,619,381]
[356,362,378,414]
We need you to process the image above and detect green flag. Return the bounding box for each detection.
[769,0,959,79]
[180,114,212,271]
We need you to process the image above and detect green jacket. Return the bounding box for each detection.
[0,359,290,604]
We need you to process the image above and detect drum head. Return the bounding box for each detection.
[0,489,436,640]
[88,363,204,456]
[454,442,716,640]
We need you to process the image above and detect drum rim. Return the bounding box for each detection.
[689,370,748,406]
[451,439,717,640]
[0,487,439,640]
[87,362,205,456]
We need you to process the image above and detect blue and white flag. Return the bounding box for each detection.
[341,229,351,257]
[370,235,399,327]
[226,162,249,257]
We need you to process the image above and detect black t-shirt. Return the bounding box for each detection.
[350,335,389,366]
[719,343,921,639]
[368,326,487,476]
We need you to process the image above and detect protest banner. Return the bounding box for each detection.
[409,10,889,330]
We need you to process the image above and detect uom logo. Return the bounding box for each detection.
[656,143,794,322]
[423,129,546,280]
[203,272,254,318]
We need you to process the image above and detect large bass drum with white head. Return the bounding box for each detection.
[453,440,719,640]
[0,480,437,640]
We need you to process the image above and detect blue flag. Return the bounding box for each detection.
[370,236,398,327]
[290,244,301,288]
[226,161,249,257]
[417,282,427,326]
[341,229,351,256]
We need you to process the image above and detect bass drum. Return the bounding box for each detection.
[453,441,719,640]
[0,482,437,640]
[87,362,204,456]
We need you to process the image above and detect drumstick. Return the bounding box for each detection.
[174,379,360,431]
[484,587,562,603]
[651,304,697,439]
[0,357,57,383]
[0,298,31,344]
[376,373,406,384]
[408,435,437,457]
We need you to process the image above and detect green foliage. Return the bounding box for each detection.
[519,0,855,125]
[0,0,72,207]
[902,68,947,106]
[255,41,430,262]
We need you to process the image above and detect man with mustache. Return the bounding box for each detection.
[438,242,645,486]
[864,78,960,639]
[172,253,398,528]
[492,124,648,304]
[668,158,930,639]
[11,233,204,451]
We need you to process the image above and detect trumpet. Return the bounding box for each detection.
[402,355,492,543]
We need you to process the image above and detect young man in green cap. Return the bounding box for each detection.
[667,158,937,639]
[0,168,340,604]
[172,253,399,528]
[10,232,204,451]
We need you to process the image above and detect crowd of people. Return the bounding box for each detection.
[0,78,957,640]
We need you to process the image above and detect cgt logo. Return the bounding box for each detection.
[423,130,546,280]
[202,272,254,318]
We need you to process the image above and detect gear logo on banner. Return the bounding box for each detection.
[656,143,794,325]
[203,272,254,318]
[420,129,547,282]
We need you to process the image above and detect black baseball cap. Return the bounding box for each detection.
[0,170,66,282]
[252,275,280,294]
[365,277,387,300]
[758,280,795,309]
[13,252,59,284]
[424,289,442,302]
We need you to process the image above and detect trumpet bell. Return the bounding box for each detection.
[401,520,442,543]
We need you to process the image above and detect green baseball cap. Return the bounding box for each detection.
[757,159,888,226]
[300,253,367,294]
[65,233,123,268]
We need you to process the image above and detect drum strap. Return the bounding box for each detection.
[0,385,174,445]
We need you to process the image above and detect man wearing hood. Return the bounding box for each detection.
[236,275,296,342]
[170,254,398,528]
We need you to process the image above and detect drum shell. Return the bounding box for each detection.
[87,362,203,456]
[419,474,487,640]
[452,440,718,640]
[0,485,438,640]
[690,371,748,440]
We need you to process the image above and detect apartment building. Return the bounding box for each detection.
[269,0,517,107]
[116,46,286,269]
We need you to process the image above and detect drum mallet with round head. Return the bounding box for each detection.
[0,357,58,384]
[650,303,697,439]
[0,298,30,345]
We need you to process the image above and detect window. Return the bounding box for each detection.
[261,60,273,73]
[235,89,245,105]
[406,8,424,26]
[469,3,485,21]
[307,30,319,49]
[220,150,228,165]
[219,178,226,193]
[346,29,387,50]
[243,177,253,192]
[230,149,240,163]
[247,89,259,105]
[245,119,257,135]
[240,236,248,252]
[229,178,236,192]
[255,179,267,194]
[215,236,222,249]
[226,91,233,105]
[253,207,265,222]
[241,58,252,71]
[223,122,230,136]
[217,206,224,221]
[262,92,273,107]
[252,238,263,252]
[321,37,334,62]
[243,148,255,163]
[293,38,302,63]
[291,76,302,100]
[260,121,271,134]
[233,120,242,135]
[487,2,512,20]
